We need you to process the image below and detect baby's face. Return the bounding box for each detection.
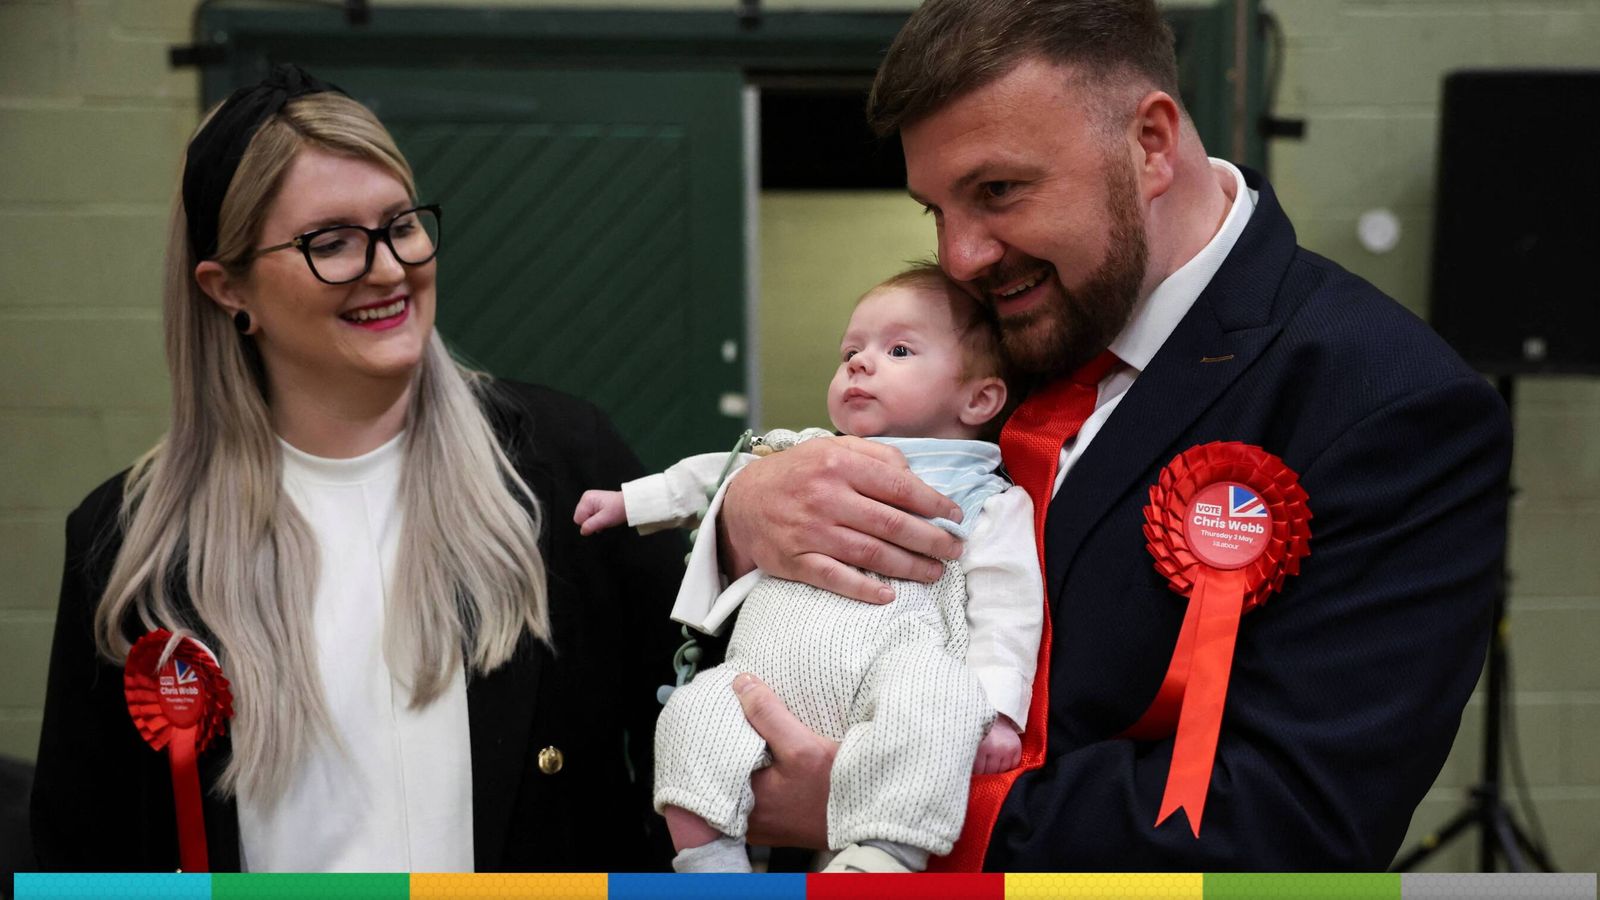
[827,286,977,439]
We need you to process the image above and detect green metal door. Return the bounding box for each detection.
[197,3,1264,469]
[213,62,747,472]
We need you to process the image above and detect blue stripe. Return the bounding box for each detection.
[609,873,807,899]
[14,874,212,900]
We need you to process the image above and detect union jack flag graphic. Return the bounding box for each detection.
[1229,485,1268,518]
[174,659,198,685]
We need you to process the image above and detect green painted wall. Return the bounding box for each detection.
[1,0,1596,874]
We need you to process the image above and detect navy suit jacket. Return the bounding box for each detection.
[985,169,1511,871]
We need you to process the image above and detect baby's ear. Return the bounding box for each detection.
[959,376,1007,428]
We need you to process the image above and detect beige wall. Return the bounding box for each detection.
[758,193,933,428]
[2,0,1596,873]
[0,0,194,763]
[1262,0,1600,873]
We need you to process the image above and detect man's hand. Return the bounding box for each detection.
[973,715,1022,775]
[573,489,627,535]
[734,673,837,849]
[721,437,966,604]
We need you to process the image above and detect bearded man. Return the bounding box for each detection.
[694,0,1509,871]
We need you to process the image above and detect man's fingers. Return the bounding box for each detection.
[808,523,944,588]
[734,673,826,765]
[795,553,896,605]
[831,497,962,571]
[840,448,965,524]
[722,435,963,592]
[831,435,913,467]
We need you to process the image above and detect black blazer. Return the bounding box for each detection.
[31,381,685,872]
[986,170,1512,871]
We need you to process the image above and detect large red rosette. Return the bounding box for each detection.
[124,629,233,872]
[1123,441,1311,836]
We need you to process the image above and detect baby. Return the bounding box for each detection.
[575,264,1042,873]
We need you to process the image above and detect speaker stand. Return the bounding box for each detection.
[1391,376,1554,874]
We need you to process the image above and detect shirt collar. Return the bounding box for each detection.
[1108,158,1257,373]
[279,430,406,485]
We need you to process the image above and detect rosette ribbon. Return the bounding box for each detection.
[124,629,234,872]
[1124,441,1311,836]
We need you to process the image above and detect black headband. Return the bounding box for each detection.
[182,63,345,261]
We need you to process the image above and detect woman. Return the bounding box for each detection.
[31,65,682,873]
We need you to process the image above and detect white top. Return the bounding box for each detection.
[1053,158,1258,495]
[237,433,475,873]
[633,453,1043,725]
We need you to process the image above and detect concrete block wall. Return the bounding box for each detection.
[0,0,193,762]
[1,0,1595,873]
[1265,0,1600,873]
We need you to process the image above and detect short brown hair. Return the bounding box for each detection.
[869,263,1007,384]
[867,0,1179,136]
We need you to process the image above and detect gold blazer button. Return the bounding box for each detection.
[538,745,564,775]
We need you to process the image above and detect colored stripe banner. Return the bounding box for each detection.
[212,873,409,899]
[10,871,1598,899]
[610,873,806,899]
[13,873,212,899]
[810,873,1003,899]
[1008,873,1203,898]
[1205,873,1399,898]
[411,873,607,899]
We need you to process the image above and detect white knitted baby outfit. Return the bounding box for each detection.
[652,435,1006,856]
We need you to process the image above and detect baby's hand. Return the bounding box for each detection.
[574,489,627,535]
[972,715,1022,775]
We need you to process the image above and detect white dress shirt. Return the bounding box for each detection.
[238,433,474,873]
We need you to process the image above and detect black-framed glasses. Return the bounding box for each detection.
[255,205,442,285]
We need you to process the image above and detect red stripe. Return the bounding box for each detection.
[807,873,1004,899]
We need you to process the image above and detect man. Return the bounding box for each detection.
[708,0,1510,870]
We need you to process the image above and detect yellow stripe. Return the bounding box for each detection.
[410,873,607,899]
[1007,873,1205,899]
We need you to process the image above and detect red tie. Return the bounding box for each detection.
[932,349,1120,872]
[1000,350,1121,550]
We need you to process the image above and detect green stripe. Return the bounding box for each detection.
[1205,873,1402,899]
[211,874,409,899]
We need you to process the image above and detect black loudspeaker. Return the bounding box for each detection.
[1430,70,1600,375]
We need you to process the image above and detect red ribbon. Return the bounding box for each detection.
[929,351,1119,872]
[124,629,233,872]
[1124,441,1311,836]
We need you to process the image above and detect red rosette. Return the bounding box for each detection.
[125,630,233,751]
[1143,441,1311,609]
[124,629,233,872]
[1124,441,1311,836]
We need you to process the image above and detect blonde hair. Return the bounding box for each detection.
[95,92,550,806]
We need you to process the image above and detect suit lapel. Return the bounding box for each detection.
[1043,169,1299,605]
